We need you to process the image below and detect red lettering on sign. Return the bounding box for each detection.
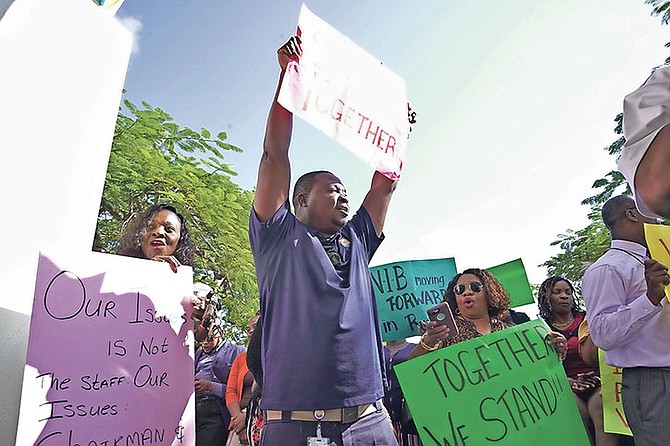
[299,77,401,161]
[615,381,622,403]
[615,407,629,428]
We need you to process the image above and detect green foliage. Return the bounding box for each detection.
[646,0,670,25]
[541,113,628,286]
[94,96,258,340]
[581,114,629,207]
[540,207,611,291]
[646,0,670,62]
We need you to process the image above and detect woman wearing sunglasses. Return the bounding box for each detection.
[408,268,514,359]
[409,268,568,360]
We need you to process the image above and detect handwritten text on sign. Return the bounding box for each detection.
[599,349,632,436]
[371,258,457,342]
[278,4,409,180]
[16,253,195,446]
[395,320,590,445]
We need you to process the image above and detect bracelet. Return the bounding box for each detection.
[420,333,442,351]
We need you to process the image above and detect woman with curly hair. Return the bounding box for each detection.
[537,276,620,446]
[409,268,566,358]
[117,203,195,272]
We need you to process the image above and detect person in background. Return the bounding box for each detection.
[582,194,670,446]
[192,283,213,345]
[410,268,567,358]
[538,276,620,446]
[245,315,264,446]
[382,338,421,446]
[192,283,224,345]
[577,318,599,369]
[195,324,245,446]
[500,308,531,325]
[117,203,195,272]
[225,313,261,446]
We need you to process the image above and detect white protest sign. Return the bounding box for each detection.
[278,4,409,180]
[0,0,133,441]
[16,252,195,446]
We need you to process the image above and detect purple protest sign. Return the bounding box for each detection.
[16,252,195,446]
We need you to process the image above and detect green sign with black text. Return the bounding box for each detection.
[395,320,590,445]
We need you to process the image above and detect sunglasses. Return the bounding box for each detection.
[453,281,484,295]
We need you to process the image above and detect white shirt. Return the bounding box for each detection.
[582,239,670,368]
[618,63,670,219]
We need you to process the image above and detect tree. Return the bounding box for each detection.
[94,97,258,340]
[541,207,611,290]
[646,0,670,25]
[645,1,670,64]
[540,113,630,287]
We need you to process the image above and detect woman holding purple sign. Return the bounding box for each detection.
[117,203,195,272]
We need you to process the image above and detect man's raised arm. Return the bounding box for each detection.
[362,104,415,236]
[253,37,302,223]
[362,172,398,237]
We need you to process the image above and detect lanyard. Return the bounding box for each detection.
[608,247,646,265]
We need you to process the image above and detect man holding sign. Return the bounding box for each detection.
[582,195,670,446]
[249,36,408,446]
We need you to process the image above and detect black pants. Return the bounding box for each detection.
[196,398,231,446]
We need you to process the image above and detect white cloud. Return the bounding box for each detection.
[118,15,142,55]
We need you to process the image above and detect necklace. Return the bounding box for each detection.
[552,314,574,329]
[608,247,646,265]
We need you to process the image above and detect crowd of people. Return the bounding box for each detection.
[110,36,670,446]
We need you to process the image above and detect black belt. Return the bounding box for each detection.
[197,395,221,403]
[623,366,670,372]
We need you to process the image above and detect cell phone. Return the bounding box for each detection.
[426,302,458,338]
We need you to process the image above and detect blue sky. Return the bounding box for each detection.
[115,1,669,308]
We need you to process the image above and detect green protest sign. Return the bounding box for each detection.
[371,258,457,342]
[395,320,590,446]
[488,258,534,307]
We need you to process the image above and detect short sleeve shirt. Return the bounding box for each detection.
[249,201,385,410]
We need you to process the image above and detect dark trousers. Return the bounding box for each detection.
[622,367,670,446]
[196,398,231,446]
[260,409,398,446]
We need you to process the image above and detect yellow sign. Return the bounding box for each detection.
[644,223,670,302]
[598,350,632,436]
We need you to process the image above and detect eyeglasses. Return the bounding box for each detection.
[454,281,484,295]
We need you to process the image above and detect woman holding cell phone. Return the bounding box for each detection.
[409,268,568,360]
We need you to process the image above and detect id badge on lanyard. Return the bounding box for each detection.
[306,420,330,445]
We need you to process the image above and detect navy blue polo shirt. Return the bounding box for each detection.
[249,200,385,410]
